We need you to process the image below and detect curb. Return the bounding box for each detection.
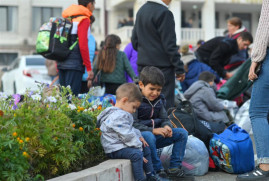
[47,159,134,181]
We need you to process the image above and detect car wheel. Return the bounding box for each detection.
[13,82,16,94]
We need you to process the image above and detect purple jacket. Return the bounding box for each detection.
[124,43,138,82]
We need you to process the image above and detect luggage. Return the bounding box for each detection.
[160,136,209,176]
[169,100,213,148]
[209,124,254,174]
[36,17,78,62]
[234,100,252,134]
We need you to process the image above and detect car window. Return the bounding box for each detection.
[26,58,46,66]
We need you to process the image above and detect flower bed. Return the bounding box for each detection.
[0,85,112,180]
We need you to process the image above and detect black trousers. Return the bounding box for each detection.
[138,66,175,109]
[105,83,122,95]
[59,69,83,96]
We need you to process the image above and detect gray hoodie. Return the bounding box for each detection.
[184,80,229,123]
[97,107,142,154]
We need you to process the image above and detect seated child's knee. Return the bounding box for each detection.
[172,128,188,139]
[142,131,155,140]
[130,150,143,162]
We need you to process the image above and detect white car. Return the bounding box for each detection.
[1,55,52,95]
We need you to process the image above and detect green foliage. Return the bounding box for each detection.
[0,133,30,181]
[0,85,107,180]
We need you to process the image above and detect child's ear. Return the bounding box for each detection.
[122,97,129,103]
[138,81,144,89]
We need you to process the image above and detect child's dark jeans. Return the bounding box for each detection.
[142,128,188,172]
[107,146,154,181]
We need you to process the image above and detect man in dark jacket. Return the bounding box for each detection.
[195,31,253,79]
[131,0,185,109]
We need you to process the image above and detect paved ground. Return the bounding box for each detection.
[195,171,237,181]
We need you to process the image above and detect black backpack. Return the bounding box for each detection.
[36,17,79,62]
[168,100,213,148]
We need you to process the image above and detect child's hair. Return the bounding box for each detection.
[140,66,165,87]
[198,71,216,83]
[78,0,95,7]
[238,31,253,44]
[197,40,205,46]
[97,34,121,73]
[116,83,142,102]
[227,17,242,28]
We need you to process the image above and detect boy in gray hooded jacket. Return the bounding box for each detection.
[97,83,160,181]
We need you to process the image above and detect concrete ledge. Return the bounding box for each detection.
[47,159,134,181]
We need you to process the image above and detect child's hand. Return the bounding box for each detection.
[153,128,169,137]
[140,137,149,147]
[164,125,173,137]
[143,157,148,163]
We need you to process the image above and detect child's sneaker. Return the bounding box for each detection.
[166,167,185,178]
[147,174,162,181]
[166,168,195,180]
[156,169,168,178]
[236,166,269,181]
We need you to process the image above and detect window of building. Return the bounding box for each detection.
[32,7,62,32]
[0,53,18,66]
[0,6,18,32]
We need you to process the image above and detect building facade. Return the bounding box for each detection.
[0,0,262,65]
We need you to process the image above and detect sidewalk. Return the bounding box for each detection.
[195,171,236,181]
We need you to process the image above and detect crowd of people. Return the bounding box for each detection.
[45,0,269,180]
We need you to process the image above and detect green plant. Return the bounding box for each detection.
[0,85,108,179]
[0,132,30,181]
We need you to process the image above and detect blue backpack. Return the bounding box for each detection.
[209,124,254,174]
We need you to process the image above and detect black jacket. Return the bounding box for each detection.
[131,2,184,75]
[132,94,173,132]
[196,37,239,78]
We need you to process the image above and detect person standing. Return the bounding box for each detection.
[93,34,136,95]
[226,17,249,70]
[45,59,58,81]
[57,0,95,96]
[124,42,138,83]
[237,1,269,181]
[131,0,185,109]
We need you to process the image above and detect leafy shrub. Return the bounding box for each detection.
[0,86,107,180]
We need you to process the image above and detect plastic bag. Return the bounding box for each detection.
[234,100,252,134]
[160,135,209,176]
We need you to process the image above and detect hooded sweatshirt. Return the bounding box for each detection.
[184,80,229,123]
[57,5,92,72]
[97,107,142,154]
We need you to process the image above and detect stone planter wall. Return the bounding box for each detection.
[48,159,134,181]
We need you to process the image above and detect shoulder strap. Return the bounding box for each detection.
[170,109,187,131]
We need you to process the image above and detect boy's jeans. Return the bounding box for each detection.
[249,48,269,165]
[142,128,188,171]
[107,146,153,181]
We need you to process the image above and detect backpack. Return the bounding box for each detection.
[36,17,79,62]
[168,100,213,148]
[209,124,255,174]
